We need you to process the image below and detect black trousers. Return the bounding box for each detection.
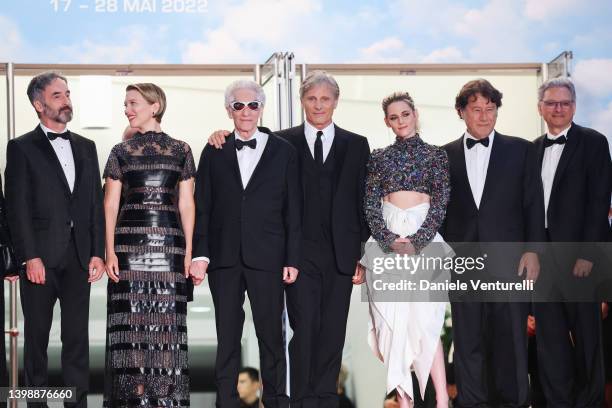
[286,240,353,408]
[451,301,530,408]
[208,257,288,408]
[533,301,604,408]
[20,236,90,408]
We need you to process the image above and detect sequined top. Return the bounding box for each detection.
[364,135,450,253]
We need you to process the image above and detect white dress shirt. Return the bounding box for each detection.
[193,129,269,265]
[39,123,75,192]
[235,129,268,188]
[541,124,571,228]
[463,130,495,209]
[304,121,335,162]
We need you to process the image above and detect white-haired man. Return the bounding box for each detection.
[192,80,301,408]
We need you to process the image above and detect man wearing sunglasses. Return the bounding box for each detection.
[208,70,370,408]
[192,80,301,408]
[532,77,611,407]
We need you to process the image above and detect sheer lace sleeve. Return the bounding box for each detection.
[181,143,197,181]
[103,144,123,181]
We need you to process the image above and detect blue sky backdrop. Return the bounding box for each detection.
[1,0,612,137]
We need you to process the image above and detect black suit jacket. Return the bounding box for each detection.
[534,122,611,262]
[193,127,301,272]
[442,132,546,277]
[4,125,105,269]
[275,123,370,275]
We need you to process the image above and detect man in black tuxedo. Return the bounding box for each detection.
[532,77,611,407]
[191,80,301,408]
[207,71,370,408]
[442,79,545,407]
[277,71,369,408]
[4,72,105,407]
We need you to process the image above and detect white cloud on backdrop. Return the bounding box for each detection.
[0,15,23,62]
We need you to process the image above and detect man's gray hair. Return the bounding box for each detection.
[538,77,576,102]
[299,70,340,100]
[224,80,266,107]
[26,71,68,106]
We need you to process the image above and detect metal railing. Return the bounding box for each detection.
[4,62,19,408]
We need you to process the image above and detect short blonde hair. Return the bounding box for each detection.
[126,83,167,123]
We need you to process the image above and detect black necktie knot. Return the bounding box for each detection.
[48,131,71,141]
[544,135,567,148]
[466,137,489,149]
[235,138,257,150]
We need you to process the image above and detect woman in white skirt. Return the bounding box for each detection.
[362,92,451,408]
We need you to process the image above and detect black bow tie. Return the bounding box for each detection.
[235,138,257,150]
[466,137,489,149]
[48,131,71,141]
[544,135,567,148]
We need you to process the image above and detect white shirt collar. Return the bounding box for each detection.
[304,121,335,141]
[235,128,263,142]
[39,122,68,137]
[547,124,572,140]
[464,129,495,148]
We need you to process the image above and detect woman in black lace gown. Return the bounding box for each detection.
[103,83,198,407]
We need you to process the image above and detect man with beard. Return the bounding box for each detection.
[4,72,105,407]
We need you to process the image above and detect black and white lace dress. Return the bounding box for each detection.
[102,131,196,407]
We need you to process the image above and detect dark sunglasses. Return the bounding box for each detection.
[230,100,263,111]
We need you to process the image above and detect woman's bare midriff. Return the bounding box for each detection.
[383,190,430,209]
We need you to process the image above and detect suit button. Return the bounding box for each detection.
[242,196,246,201]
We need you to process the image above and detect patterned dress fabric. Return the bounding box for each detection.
[102,131,196,407]
[364,135,450,252]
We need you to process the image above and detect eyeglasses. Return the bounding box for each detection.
[230,100,263,111]
[541,100,574,109]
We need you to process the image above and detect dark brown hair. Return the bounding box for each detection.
[382,91,416,116]
[27,71,67,106]
[455,79,502,118]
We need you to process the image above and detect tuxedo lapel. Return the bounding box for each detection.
[31,126,71,197]
[535,135,546,167]
[551,123,579,194]
[479,132,506,211]
[244,128,278,193]
[294,125,309,202]
[332,125,348,194]
[70,136,85,196]
[223,133,244,190]
[449,136,479,213]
